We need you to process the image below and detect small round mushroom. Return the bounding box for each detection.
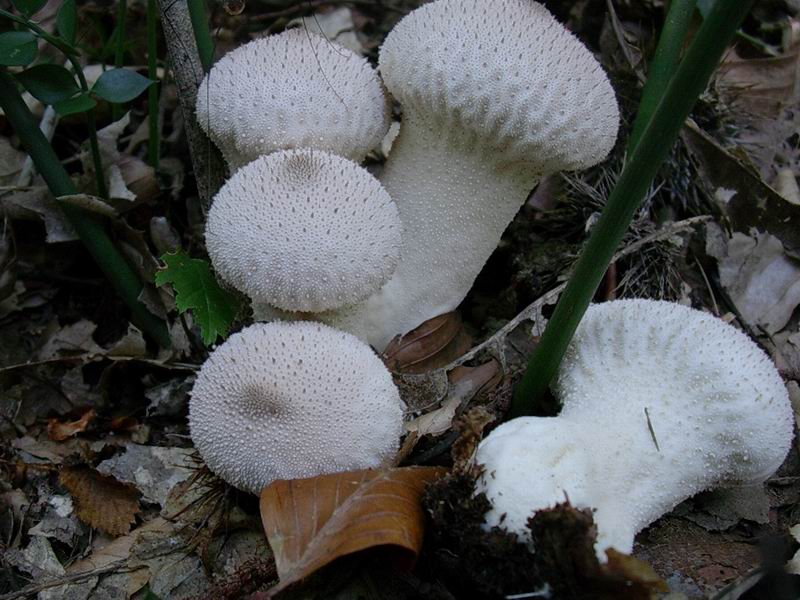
[321,0,620,349]
[206,149,402,313]
[475,299,794,558]
[196,29,390,170]
[189,321,405,494]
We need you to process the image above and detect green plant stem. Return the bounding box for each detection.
[510,0,754,417]
[628,0,696,153]
[0,70,170,347]
[0,7,107,198]
[112,0,128,120]
[146,0,160,168]
[187,0,214,72]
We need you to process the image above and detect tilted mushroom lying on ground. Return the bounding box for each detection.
[190,321,405,494]
[475,299,794,559]
[318,0,620,350]
[206,149,402,313]
[196,28,390,170]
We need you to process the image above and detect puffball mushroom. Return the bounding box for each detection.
[189,321,405,494]
[196,29,390,170]
[475,299,794,558]
[320,0,619,349]
[206,149,402,313]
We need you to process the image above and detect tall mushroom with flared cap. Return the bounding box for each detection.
[321,0,620,349]
[206,149,402,313]
[475,299,794,559]
[190,321,405,494]
[196,29,390,170]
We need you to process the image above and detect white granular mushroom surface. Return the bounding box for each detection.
[205,149,401,313]
[477,299,794,556]
[189,321,405,494]
[196,29,389,169]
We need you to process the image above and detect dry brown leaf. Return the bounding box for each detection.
[404,361,500,439]
[47,408,96,441]
[382,312,472,374]
[260,466,445,596]
[717,44,800,119]
[60,466,141,536]
[683,122,800,255]
[451,406,496,473]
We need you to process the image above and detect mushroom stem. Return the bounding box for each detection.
[324,115,538,349]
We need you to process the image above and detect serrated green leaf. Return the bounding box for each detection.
[15,64,80,105]
[57,0,78,45]
[0,31,37,67]
[155,250,240,346]
[91,68,154,103]
[11,0,47,17]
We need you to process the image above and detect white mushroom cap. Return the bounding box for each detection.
[476,299,793,557]
[189,321,405,494]
[196,29,390,170]
[379,0,619,173]
[205,149,402,313]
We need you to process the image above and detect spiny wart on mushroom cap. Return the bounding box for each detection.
[189,321,405,494]
[379,0,619,172]
[476,299,794,558]
[205,149,402,313]
[196,29,390,170]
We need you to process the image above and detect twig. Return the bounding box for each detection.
[156,0,225,210]
[0,562,138,600]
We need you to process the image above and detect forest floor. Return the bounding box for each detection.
[1,0,800,598]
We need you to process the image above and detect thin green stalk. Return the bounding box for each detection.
[0,71,170,347]
[0,8,107,198]
[188,0,214,72]
[146,0,160,168]
[112,0,128,120]
[511,0,754,417]
[628,0,697,153]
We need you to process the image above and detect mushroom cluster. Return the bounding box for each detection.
[199,0,619,351]
[190,1,621,492]
[475,299,794,558]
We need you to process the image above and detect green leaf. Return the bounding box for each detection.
[155,250,240,346]
[91,68,154,103]
[57,0,78,46]
[0,31,37,67]
[11,0,48,17]
[15,64,80,105]
[53,93,96,116]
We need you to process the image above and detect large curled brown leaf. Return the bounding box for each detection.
[60,466,141,536]
[259,466,445,596]
[382,312,472,374]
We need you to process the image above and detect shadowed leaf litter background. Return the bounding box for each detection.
[1,0,800,598]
